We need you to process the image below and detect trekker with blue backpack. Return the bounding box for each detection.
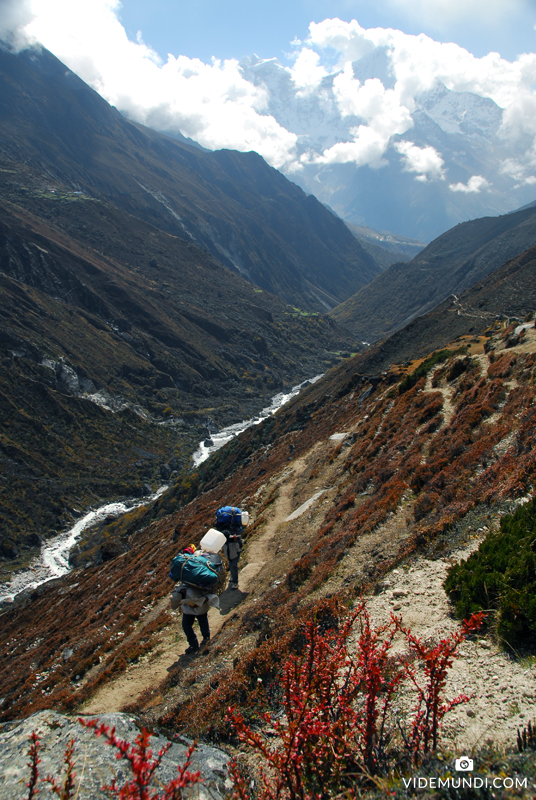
[215,506,248,590]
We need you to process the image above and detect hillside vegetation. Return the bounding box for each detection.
[445,498,536,649]
[0,40,374,566]
[2,309,536,742]
[0,187,356,563]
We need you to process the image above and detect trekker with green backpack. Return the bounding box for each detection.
[169,534,225,654]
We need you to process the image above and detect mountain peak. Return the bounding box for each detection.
[417,80,503,140]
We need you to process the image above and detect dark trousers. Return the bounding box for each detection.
[182,612,210,646]
[228,556,240,583]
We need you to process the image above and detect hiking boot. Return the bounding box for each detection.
[185,644,199,654]
[201,637,210,648]
[231,582,238,589]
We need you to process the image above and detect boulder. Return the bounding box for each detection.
[0,710,231,800]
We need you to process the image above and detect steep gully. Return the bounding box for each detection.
[0,376,321,606]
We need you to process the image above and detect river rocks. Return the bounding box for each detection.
[0,710,231,800]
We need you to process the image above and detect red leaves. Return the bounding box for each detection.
[24,732,77,800]
[78,718,201,800]
[227,610,366,798]
[396,612,485,754]
[44,738,77,798]
[25,610,485,799]
[352,606,405,774]
[227,605,485,797]
[25,731,40,800]
[24,720,202,800]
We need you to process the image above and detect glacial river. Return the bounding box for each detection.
[192,375,322,466]
[0,486,168,605]
[0,375,322,605]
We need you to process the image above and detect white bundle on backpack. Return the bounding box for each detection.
[200,529,226,553]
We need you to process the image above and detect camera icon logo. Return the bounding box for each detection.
[455,757,474,772]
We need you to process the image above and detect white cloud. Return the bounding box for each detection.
[313,126,391,168]
[306,18,536,109]
[0,0,35,50]
[17,0,298,170]
[386,0,527,29]
[500,155,536,187]
[288,47,327,92]
[449,175,491,192]
[310,64,413,167]
[5,3,536,182]
[501,158,527,181]
[301,18,536,177]
[395,141,445,181]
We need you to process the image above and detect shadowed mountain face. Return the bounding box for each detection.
[0,44,380,312]
[330,204,536,343]
[0,43,372,562]
[0,179,358,561]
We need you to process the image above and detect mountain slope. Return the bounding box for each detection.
[2,247,536,754]
[330,204,536,343]
[0,44,380,312]
[345,222,425,269]
[0,168,358,563]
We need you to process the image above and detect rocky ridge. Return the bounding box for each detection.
[331,205,536,343]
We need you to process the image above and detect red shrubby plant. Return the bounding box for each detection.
[23,720,202,800]
[26,731,41,800]
[226,604,483,799]
[45,738,77,799]
[227,609,367,799]
[79,718,201,800]
[396,612,486,755]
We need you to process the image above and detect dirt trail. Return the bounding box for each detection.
[82,327,536,736]
[80,454,314,714]
[363,532,536,752]
[422,345,490,431]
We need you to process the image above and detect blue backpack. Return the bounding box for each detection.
[169,553,219,588]
[216,506,243,530]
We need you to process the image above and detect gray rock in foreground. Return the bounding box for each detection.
[0,710,231,799]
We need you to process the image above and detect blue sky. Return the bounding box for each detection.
[3,0,536,182]
[116,0,535,64]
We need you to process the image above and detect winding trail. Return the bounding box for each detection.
[80,327,536,752]
[81,454,314,714]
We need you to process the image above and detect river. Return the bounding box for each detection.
[192,374,323,466]
[0,486,168,605]
[0,375,322,605]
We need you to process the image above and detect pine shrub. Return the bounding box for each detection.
[444,498,536,650]
[398,350,454,394]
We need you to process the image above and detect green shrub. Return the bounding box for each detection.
[444,499,536,650]
[398,350,454,394]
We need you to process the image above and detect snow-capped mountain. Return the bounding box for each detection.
[239,51,534,243]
